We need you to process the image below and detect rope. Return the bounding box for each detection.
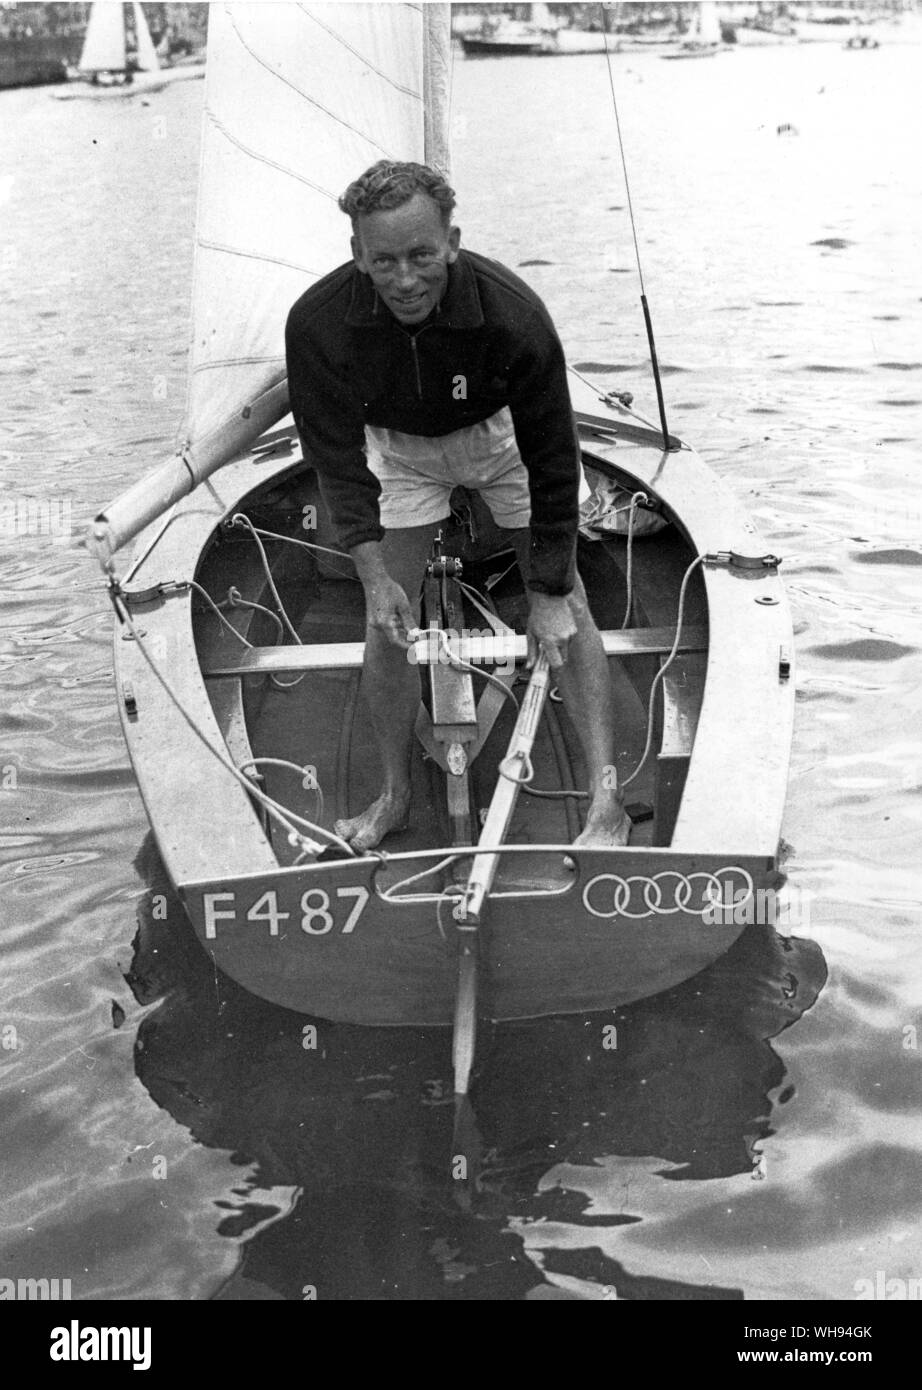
[566,363,660,433]
[430,627,521,714]
[230,516,358,579]
[221,587,285,641]
[377,851,467,900]
[497,747,588,801]
[188,579,254,648]
[229,514,302,643]
[237,756,324,824]
[622,553,704,788]
[620,491,648,629]
[111,588,356,858]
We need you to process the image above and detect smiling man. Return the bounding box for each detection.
[285,160,630,852]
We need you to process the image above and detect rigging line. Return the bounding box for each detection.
[600,7,645,298]
[232,521,359,582]
[566,363,659,432]
[110,589,355,856]
[599,4,675,453]
[622,553,704,788]
[229,513,302,645]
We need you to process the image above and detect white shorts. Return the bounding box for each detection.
[364,407,532,532]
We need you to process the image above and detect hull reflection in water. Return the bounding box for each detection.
[126,834,827,1300]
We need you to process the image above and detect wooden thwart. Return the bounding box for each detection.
[201,624,708,678]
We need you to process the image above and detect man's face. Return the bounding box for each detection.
[351,192,460,326]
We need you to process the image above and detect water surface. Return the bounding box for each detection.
[1,33,920,1301]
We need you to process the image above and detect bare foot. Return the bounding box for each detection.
[334,788,411,852]
[573,802,632,849]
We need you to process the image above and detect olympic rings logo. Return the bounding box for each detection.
[582,867,755,921]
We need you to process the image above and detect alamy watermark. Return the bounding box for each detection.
[854,1270,921,1300]
[0,1275,72,1299]
[0,495,73,539]
[582,867,812,930]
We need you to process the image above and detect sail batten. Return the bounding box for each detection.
[194,239,322,276]
[224,17,416,158]
[301,11,424,99]
[205,117,341,201]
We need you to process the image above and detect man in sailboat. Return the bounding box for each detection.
[286,160,630,852]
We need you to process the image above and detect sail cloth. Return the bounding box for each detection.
[93,2,452,560]
[696,2,722,46]
[132,1,161,73]
[79,2,127,73]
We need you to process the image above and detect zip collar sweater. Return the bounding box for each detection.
[285,249,580,595]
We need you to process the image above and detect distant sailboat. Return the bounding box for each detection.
[56,1,203,100]
[661,1,724,59]
[78,1,160,81]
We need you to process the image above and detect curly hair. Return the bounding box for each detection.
[338,161,456,229]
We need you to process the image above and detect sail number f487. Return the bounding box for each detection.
[202,887,369,939]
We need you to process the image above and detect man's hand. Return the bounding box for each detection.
[526,591,576,670]
[364,576,416,649]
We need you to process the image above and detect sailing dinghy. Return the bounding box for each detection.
[89,6,794,1079]
[661,1,724,59]
[55,1,203,100]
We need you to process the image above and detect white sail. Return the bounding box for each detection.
[697,2,722,46]
[184,0,451,480]
[79,1,127,73]
[531,3,556,30]
[132,1,161,72]
[94,2,452,557]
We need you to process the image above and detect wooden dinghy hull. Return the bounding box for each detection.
[182,847,770,1024]
[112,382,794,1025]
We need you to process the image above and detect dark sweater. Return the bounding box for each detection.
[285,249,580,594]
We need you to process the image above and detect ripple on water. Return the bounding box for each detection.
[808,639,915,662]
[852,549,922,567]
[800,364,865,374]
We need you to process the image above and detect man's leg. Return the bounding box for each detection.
[507,531,631,847]
[334,519,448,851]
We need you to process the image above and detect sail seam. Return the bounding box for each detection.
[191,357,286,374]
[205,112,340,205]
[298,4,422,102]
[227,11,409,158]
[194,239,320,276]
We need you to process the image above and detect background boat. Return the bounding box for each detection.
[51,0,205,100]
[661,0,725,58]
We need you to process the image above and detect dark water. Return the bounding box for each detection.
[1,33,920,1301]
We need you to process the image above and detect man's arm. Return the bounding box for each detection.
[286,311,417,649]
[504,314,581,598]
[285,310,384,553]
